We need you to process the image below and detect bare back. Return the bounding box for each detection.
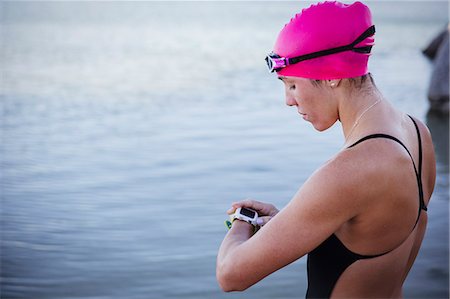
[326,114,436,298]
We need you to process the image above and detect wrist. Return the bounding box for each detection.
[231,218,258,234]
[232,218,253,226]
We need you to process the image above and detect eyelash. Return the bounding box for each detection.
[279,78,296,91]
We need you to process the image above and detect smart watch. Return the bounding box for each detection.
[232,207,259,226]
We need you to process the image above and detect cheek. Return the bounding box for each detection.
[299,84,322,105]
[294,90,313,108]
[302,95,319,113]
[317,108,338,130]
[307,99,338,130]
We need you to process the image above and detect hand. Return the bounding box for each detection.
[227,199,279,226]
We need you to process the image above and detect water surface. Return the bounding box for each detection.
[1,2,448,298]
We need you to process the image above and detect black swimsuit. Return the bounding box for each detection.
[306,116,428,299]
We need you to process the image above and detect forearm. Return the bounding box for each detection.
[216,220,254,291]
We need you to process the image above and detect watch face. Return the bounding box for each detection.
[240,207,256,218]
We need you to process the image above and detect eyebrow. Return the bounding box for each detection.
[278,76,285,81]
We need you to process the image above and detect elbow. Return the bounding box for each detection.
[217,277,238,292]
[216,260,249,292]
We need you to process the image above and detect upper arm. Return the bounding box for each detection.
[223,154,366,290]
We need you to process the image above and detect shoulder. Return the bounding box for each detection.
[317,139,398,187]
[295,144,384,220]
[300,137,408,214]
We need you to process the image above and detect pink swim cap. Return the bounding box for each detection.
[272,1,374,80]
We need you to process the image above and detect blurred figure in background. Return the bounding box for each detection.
[423,24,449,114]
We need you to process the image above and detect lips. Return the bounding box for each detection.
[298,111,308,120]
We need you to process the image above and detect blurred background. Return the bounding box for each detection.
[1,1,448,298]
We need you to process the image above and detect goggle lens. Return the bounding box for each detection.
[265,53,286,72]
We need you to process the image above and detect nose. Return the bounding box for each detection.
[285,94,297,106]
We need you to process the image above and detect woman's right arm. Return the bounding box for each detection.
[216,152,368,291]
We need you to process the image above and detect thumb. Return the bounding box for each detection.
[256,216,273,226]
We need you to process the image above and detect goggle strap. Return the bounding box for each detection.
[288,44,353,64]
[352,45,373,54]
[350,25,376,48]
[287,25,376,65]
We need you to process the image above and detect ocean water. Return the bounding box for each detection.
[1,1,448,298]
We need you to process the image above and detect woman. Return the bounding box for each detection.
[216,1,436,298]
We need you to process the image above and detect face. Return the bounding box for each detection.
[279,76,338,131]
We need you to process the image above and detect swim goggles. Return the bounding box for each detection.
[265,25,376,72]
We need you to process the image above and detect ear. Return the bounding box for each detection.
[328,79,341,88]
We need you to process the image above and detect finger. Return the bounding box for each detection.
[226,201,247,215]
[256,216,273,226]
[226,202,246,216]
[226,202,241,215]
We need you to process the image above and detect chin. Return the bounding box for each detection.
[312,121,334,132]
[314,126,328,132]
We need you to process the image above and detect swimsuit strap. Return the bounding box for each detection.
[408,115,427,212]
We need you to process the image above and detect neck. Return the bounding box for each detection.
[337,84,383,145]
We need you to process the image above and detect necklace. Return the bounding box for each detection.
[345,98,381,144]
